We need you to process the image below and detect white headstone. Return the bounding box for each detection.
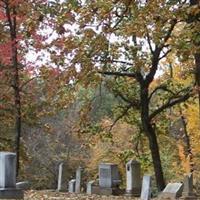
[68,179,76,193]
[16,181,30,190]
[140,175,151,200]
[161,183,183,199]
[86,180,95,195]
[126,160,141,196]
[0,152,24,199]
[57,163,63,191]
[0,152,16,188]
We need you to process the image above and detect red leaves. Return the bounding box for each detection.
[0,42,12,65]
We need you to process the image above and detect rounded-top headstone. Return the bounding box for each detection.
[0,152,16,188]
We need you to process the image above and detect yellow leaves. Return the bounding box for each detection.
[83,29,96,39]
[43,123,53,133]
[177,141,191,174]
[187,5,200,16]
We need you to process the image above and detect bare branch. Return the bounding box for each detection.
[95,58,133,66]
[146,30,154,55]
[159,49,172,61]
[160,19,177,48]
[110,59,133,66]
[20,76,39,90]
[112,3,129,30]
[98,70,137,78]
[113,89,140,108]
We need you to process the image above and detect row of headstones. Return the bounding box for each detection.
[63,162,151,199]
[57,160,197,200]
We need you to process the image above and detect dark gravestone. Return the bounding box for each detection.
[99,163,120,188]
[98,163,121,195]
[181,173,197,200]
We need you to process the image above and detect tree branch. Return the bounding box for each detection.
[146,30,154,55]
[159,49,172,61]
[98,70,137,78]
[109,104,132,132]
[149,85,175,101]
[149,87,192,120]
[145,19,177,85]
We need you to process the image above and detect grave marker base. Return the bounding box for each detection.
[90,186,124,196]
[125,187,141,197]
[0,188,24,199]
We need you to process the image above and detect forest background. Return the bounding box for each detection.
[0,0,200,194]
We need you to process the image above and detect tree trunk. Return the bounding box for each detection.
[147,124,165,191]
[12,12,21,178]
[6,3,21,177]
[140,85,165,191]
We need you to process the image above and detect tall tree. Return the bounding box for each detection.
[0,0,48,176]
[48,0,196,191]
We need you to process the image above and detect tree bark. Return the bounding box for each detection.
[12,11,21,178]
[140,85,165,191]
[6,3,21,177]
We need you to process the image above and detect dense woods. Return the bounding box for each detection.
[0,0,200,194]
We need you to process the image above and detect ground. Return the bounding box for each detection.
[24,190,141,200]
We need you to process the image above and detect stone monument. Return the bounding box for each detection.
[181,173,197,200]
[86,180,95,195]
[57,163,65,192]
[0,152,24,199]
[68,179,76,193]
[99,163,120,188]
[125,160,141,196]
[75,166,83,193]
[57,162,68,192]
[160,182,183,199]
[98,163,121,195]
[140,175,151,200]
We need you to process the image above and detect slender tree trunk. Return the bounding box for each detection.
[12,11,21,178]
[6,3,21,177]
[189,0,200,117]
[147,125,165,191]
[140,85,165,191]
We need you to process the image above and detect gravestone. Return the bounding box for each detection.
[0,152,24,199]
[16,181,30,190]
[125,160,141,196]
[0,152,16,188]
[140,175,151,200]
[181,173,197,200]
[75,166,83,193]
[99,163,120,188]
[86,180,95,195]
[57,162,68,191]
[57,163,63,191]
[68,179,76,193]
[160,182,183,199]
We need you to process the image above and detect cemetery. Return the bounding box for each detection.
[0,0,200,200]
[0,151,199,199]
